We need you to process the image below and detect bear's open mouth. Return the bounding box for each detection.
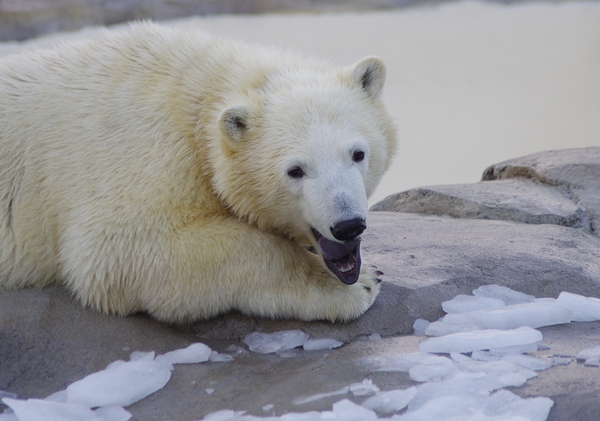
[311,228,361,285]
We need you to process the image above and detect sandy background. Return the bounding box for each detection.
[2,1,599,205]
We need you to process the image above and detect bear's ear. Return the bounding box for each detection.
[349,56,386,99]
[218,105,250,143]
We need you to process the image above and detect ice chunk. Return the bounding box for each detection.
[473,284,535,305]
[576,345,600,361]
[303,338,343,351]
[361,387,417,415]
[262,404,274,411]
[471,350,501,362]
[485,390,554,421]
[209,351,234,362]
[450,352,470,363]
[408,356,457,382]
[498,372,531,387]
[242,330,309,354]
[44,391,67,403]
[407,373,493,411]
[584,358,600,367]
[442,294,505,314]
[0,411,18,421]
[65,357,172,408]
[349,379,380,397]
[3,398,102,421]
[400,393,490,421]
[537,343,551,351]
[488,342,539,355]
[420,326,543,354]
[442,301,572,330]
[94,406,132,421]
[406,366,542,418]
[555,291,600,322]
[225,345,248,357]
[412,319,430,335]
[457,359,537,383]
[424,321,481,337]
[292,386,349,405]
[155,343,212,365]
[331,399,377,421]
[502,354,553,371]
[552,357,572,366]
[367,333,381,341]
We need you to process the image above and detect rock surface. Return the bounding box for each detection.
[482,147,600,236]
[2,148,600,420]
[372,147,600,236]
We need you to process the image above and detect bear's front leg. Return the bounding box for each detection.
[136,216,381,323]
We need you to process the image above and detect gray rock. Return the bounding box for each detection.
[3,148,600,419]
[372,147,600,236]
[482,147,600,235]
[370,179,588,231]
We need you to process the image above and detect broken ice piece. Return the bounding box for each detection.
[303,338,343,351]
[576,346,600,361]
[555,291,600,322]
[442,294,505,314]
[501,354,553,371]
[409,356,457,382]
[155,343,212,365]
[3,398,101,421]
[243,330,309,354]
[361,387,417,414]
[450,352,471,363]
[349,379,380,397]
[473,284,535,305]
[551,357,572,366]
[413,318,430,335]
[488,342,539,355]
[471,350,501,362]
[368,333,382,341]
[584,358,600,367]
[420,326,543,354]
[331,399,377,421]
[94,406,132,421]
[442,302,572,330]
[66,358,172,408]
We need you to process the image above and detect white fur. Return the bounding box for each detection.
[0,23,397,323]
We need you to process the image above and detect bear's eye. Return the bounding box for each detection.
[287,166,305,179]
[353,150,365,163]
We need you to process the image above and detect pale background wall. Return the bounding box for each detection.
[1,1,599,205]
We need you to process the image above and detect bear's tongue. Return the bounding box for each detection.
[312,229,361,285]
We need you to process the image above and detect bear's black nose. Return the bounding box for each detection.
[330,218,366,242]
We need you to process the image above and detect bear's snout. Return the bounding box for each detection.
[330,218,366,242]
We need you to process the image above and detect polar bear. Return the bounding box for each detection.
[0,23,397,323]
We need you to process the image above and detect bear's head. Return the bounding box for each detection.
[211,57,397,285]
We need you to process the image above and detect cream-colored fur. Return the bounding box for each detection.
[0,23,397,323]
